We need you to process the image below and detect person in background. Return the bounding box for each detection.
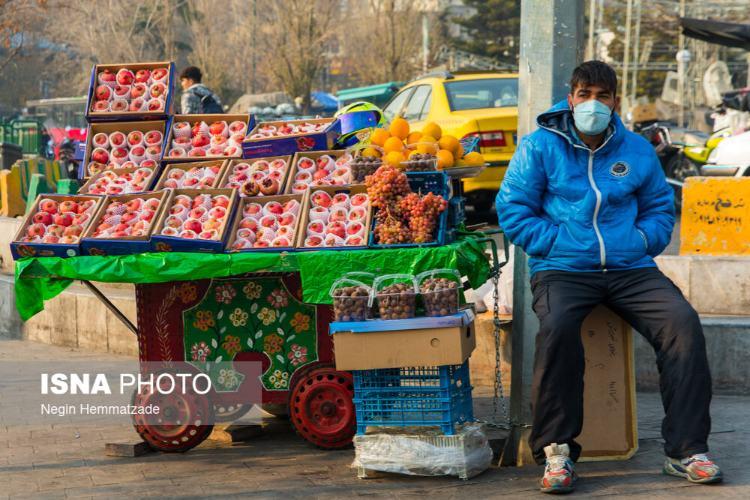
[496,60,721,494]
[179,66,223,114]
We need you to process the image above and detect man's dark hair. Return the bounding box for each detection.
[180,66,202,83]
[569,61,617,95]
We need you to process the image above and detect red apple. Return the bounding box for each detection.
[203,218,222,231]
[243,203,262,216]
[271,237,290,247]
[304,235,323,247]
[346,221,364,236]
[208,207,226,219]
[183,177,200,187]
[121,212,139,225]
[179,229,197,239]
[98,69,116,86]
[307,221,324,235]
[278,212,295,227]
[253,240,270,248]
[265,201,284,216]
[135,69,151,83]
[54,213,73,227]
[147,99,164,111]
[213,195,229,208]
[63,225,83,237]
[198,230,219,240]
[184,219,202,233]
[209,121,227,136]
[326,221,346,239]
[189,206,207,219]
[161,227,179,237]
[60,235,78,244]
[165,216,183,229]
[351,193,369,207]
[116,68,134,85]
[46,224,64,237]
[259,215,278,229]
[187,148,206,157]
[33,211,53,225]
[59,200,79,214]
[149,83,166,99]
[95,85,112,101]
[144,130,163,146]
[141,209,155,222]
[91,148,109,164]
[297,157,314,171]
[313,169,329,182]
[348,207,366,222]
[114,223,130,233]
[239,218,258,232]
[311,191,332,208]
[324,233,345,247]
[41,234,60,244]
[72,213,90,226]
[283,199,300,214]
[27,223,46,237]
[111,99,128,112]
[345,235,364,246]
[174,195,192,208]
[151,68,168,81]
[92,100,109,112]
[192,134,210,148]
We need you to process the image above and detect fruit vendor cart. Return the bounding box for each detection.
[14,238,495,452]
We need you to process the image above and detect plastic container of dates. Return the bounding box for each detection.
[371,274,418,320]
[329,277,372,322]
[348,145,384,182]
[400,143,439,172]
[416,268,461,317]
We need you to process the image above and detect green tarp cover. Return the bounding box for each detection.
[14,239,491,321]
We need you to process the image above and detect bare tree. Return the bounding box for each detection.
[258,0,339,114]
[342,0,424,85]
[0,0,47,72]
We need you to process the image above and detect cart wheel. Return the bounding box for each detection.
[132,381,214,453]
[214,403,252,423]
[288,365,356,449]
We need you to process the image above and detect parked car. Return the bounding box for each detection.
[382,70,518,212]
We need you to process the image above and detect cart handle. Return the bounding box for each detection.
[458,229,509,277]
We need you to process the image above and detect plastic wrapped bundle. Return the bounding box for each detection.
[351,423,492,480]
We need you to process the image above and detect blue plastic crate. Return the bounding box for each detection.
[352,362,473,435]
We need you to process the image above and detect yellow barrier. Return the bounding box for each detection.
[680,177,750,255]
[0,158,64,217]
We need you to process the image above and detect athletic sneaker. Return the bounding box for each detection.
[663,454,723,484]
[540,443,577,494]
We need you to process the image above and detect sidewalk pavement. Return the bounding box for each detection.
[0,339,747,499]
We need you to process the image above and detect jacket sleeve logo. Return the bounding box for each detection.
[610,161,630,177]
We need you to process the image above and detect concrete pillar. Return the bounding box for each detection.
[502,0,585,467]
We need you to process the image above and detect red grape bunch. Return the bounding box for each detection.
[365,165,410,208]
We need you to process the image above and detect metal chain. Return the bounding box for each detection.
[488,266,511,430]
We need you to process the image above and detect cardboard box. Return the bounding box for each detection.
[217,156,293,197]
[78,166,159,195]
[81,120,169,178]
[242,118,340,159]
[224,193,306,252]
[153,159,228,190]
[295,184,371,250]
[578,305,637,461]
[150,188,239,253]
[286,150,352,194]
[330,309,476,370]
[630,103,658,123]
[80,190,172,256]
[163,114,251,162]
[11,194,104,259]
[85,61,175,122]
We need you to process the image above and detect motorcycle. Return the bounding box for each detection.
[636,120,732,211]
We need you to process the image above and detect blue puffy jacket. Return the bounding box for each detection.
[496,100,675,275]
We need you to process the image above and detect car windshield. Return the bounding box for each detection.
[444,78,519,111]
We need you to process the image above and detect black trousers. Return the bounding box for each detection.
[529,267,712,464]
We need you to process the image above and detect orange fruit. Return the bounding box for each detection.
[384,150,405,167]
[416,135,438,155]
[383,136,405,154]
[369,128,390,147]
[361,146,381,158]
[436,149,454,169]
[455,142,464,159]
[406,131,423,144]
[389,117,410,140]
[464,151,484,166]
[438,135,460,155]
[422,122,442,141]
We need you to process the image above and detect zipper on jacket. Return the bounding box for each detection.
[537,122,615,270]
[587,150,606,268]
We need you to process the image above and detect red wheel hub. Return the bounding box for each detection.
[289,366,355,449]
[131,374,214,453]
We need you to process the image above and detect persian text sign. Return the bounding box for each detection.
[680,177,750,255]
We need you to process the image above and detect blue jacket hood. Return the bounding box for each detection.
[496,99,675,275]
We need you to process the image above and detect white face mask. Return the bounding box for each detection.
[572,99,612,135]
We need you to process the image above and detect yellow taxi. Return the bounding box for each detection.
[382,70,518,211]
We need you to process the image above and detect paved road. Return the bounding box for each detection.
[1,339,747,498]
